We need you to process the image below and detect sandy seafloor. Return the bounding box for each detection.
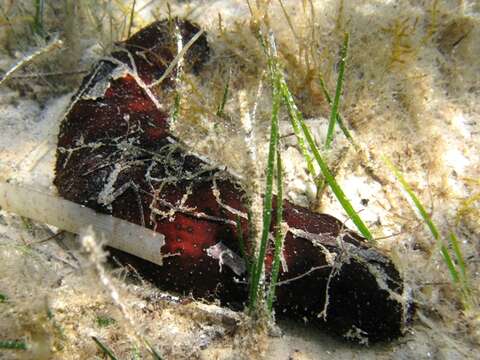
[0,0,479,359]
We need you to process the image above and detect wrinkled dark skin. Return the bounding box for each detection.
[54,19,409,343]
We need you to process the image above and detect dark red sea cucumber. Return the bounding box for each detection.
[54,19,409,343]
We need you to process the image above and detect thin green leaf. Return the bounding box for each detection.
[247,208,257,304]
[96,315,116,328]
[92,336,119,360]
[302,119,373,241]
[449,231,473,308]
[318,73,355,146]
[449,232,467,282]
[384,158,440,238]
[383,157,460,284]
[216,70,230,117]
[325,32,349,149]
[439,246,460,284]
[281,79,373,241]
[249,36,281,311]
[317,74,333,109]
[131,346,141,360]
[257,33,317,181]
[260,30,372,241]
[127,0,136,38]
[171,92,181,123]
[33,0,45,36]
[249,45,282,311]
[0,340,27,350]
[145,339,163,360]
[267,150,285,311]
[281,84,317,179]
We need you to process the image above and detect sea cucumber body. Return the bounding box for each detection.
[54,19,407,342]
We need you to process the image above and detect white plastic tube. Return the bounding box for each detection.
[0,182,165,265]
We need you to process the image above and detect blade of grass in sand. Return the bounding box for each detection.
[449,232,467,282]
[248,45,282,311]
[318,72,355,146]
[92,336,118,360]
[449,231,472,306]
[0,340,27,350]
[383,157,461,284]
[260,31,372,241]
[33,0,45,36]
[171,92,180,123]
[280,78,373,241]
[267,150,285,311]
[216,70,230,117]
[258,33,317,180]
[145,339,163,360]
[281,83,317,179]
[325,32,349,149]
[127,0,136,38]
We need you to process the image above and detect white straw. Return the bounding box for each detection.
[0,182,165,265]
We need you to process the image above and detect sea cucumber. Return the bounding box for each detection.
[54,18,409,343]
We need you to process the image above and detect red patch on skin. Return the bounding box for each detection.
[158,213,219,258]
[104,75,158,113]
[145,127,165,141]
